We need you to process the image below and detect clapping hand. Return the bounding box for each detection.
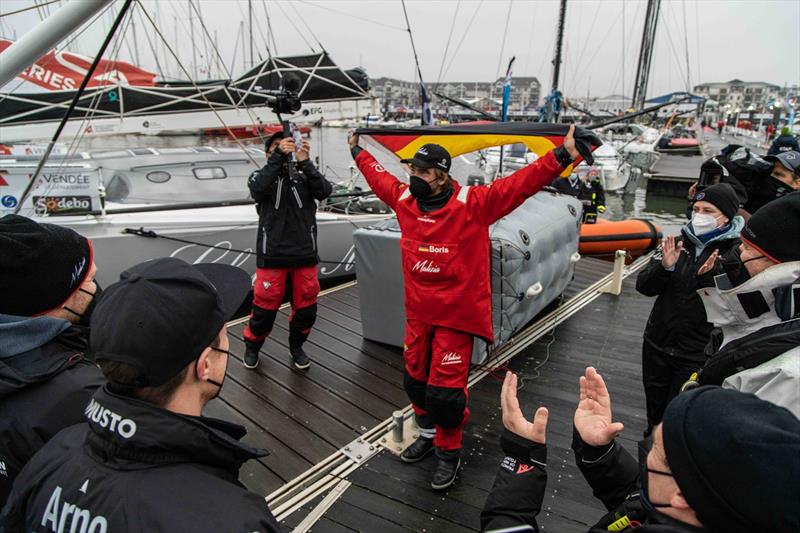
[573,367,624,447]
[697,249,720,276]
[660,236,683,269]
[501,371,549,444]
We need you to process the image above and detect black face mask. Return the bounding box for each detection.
[639,439,675,511]
[64,282,103,326]
[764,175,792,199]
[409,175,434,200]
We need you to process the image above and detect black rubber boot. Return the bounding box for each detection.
[290,345,310,370]
[431,449,461,491]
[243,340,262,369]
[400,436,435,463]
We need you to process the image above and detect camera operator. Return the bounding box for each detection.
[243,131,332,371]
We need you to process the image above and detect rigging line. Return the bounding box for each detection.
[14,0,135,214]
[186,1,267,143]
[287,0,326,52]
[522,1,538,75]
[400,0,426,86]
[135,5,167,80]
[0,0,61,18]
[442,0,484,80]
[188,0,231,78]
[694,0,701,86]
[274,0,315,52]
[136,1,260,167]
[494,0,513,82]
[0,3,115,102]
[661,3,689,90]
[434,0,461,88]
[233,0,269,65]
[296,0,406,32]
[262,0,279,57]
[565,0,603,95]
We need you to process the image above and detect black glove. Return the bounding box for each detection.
[572,127,603,166]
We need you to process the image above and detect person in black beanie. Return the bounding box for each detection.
[690,191,800,416]
[0,215,104,506]
[635,184,743,434]
[481,367,800,532]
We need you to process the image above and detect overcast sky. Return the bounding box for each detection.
[3,0,799,99]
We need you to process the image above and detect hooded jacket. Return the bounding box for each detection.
[354,149,564,340]
[0,385,281,533]
[697,261,800,416]
[636,219,743,362]
[0,315,104,506]
[248,150,332,268]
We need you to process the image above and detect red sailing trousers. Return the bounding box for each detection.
[243,265,320,347]
[403,318,472,451]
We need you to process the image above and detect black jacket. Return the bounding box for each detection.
[551,177,606,208]
[0,325,103,506]
[0,385,281,533]
[249,150,332,268]
[635,227,741,362]
[480,429,704,533]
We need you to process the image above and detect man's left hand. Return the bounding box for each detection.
[564,125,580,160]
[297,140,311,162]
[501,371,548,444]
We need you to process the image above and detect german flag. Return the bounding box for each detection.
[356,122,586,176]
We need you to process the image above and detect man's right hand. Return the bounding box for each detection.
[278,138,296,155]
[574,367,624,447]
[661,235,682,269]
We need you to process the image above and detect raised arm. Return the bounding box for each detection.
[470,126,589,225]
[481,372,549,532]
[349,132,405,210]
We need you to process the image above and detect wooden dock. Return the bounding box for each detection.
[209,255,655,531]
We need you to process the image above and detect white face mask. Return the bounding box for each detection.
[691,213,721,236]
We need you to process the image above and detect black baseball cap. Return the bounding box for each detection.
[400,143,451,172]
[765,150,800,175]
[91,257,252,387]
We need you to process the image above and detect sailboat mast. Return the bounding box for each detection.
[632,0,661,110]
[248,0,254,70]
[551,0,567,94]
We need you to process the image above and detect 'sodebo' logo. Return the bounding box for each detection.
[32,195,92,215]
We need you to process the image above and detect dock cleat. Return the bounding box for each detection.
[400,435,435,463]
[290,346,310,370]
[430,450,460,491]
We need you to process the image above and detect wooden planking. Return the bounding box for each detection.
[214,257,617,504]
[313,273,652,532]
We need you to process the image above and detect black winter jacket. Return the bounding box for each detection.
[0,325,103,506]
[0,385,281,533]
[249,150,332,268]
[480,429,704,533]
[551,177,606,208]
[635,226,741,363]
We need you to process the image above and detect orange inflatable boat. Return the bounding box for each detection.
[579,218,662,261]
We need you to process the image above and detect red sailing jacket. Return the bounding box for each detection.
[355,149,564,340]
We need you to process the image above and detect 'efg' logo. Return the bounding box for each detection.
[84,399,137,439]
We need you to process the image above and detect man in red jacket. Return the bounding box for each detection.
[349,126,584,490]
